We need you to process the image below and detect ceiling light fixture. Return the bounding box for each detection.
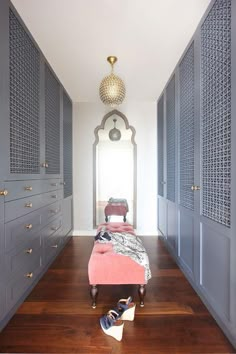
[99,56,126,107]
[109,118,121,141]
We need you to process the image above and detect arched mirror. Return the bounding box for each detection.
[93,110,137,228]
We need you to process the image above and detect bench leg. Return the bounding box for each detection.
[105,216,108,222]
[123,215,126,222]
[90,285,98,308]
[138,284,146,307]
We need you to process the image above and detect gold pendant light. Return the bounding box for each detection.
[99,56,126,107]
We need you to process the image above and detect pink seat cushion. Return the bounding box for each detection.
[88,223,146,285]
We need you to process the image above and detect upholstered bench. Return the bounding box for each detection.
[88,222,147,308]
[104,203,128,222]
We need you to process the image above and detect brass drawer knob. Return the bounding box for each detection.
[0,189,8,196]
[25,202,33,208]
[42,162,49,168]
[25,248,33,254]
[25,224,33,230]
[25,272,33,278]
[50,209,59,214]
[191,185,200,191]
[51,195,57,199]
[51,226,59,231]
[161,181,166,185]
[51,183,58,186]
[24,186,33,191]
[51,244,58,248]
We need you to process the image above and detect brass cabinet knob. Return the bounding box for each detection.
[0,189,8,196]
[51,226,59,231]
[51,244,58,248]
[50,209,59,214]
[51,183,58,187]
[161,181,166,185]
[191,185,200,191]
[41,162,49,168]
[24,186,33,191]
[60,182,66,186]
[51,194,57,199]
[25,224,33,230]
[25,202,33,208]
[25,248,33,254]
[25,272,33,278]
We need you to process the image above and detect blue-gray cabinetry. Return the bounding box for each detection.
[157,0,236,347]
[0,0,73,331]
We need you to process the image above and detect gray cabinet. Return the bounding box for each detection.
[0,0,73,331]
[157,0,236,347]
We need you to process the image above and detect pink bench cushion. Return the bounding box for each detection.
[97,222,135,235]
[104,204,127,217]
[88,222,146,285]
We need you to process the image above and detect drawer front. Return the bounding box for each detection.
[42,179,63,193]
[5,212,42,252]
[5,237,41,277]
[41,201,62,226]
[4,180,43,202]
[44,189,63,205]
[5,194,43,222]
[6,266,42,310]
[41,217,62,240]
[44,233,62,265]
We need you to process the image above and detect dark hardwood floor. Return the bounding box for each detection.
[0,236,235,353]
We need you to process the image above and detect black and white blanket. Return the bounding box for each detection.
[95,228,152,282]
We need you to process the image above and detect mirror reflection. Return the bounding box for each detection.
[93,110,136,228]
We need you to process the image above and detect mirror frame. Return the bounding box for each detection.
[93,109,137,228]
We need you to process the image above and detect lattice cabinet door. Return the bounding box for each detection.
[166,75,176,203]
[44,64,61,176]
[9,8,41,177]
[63,91,73,198]
[157,94,165,197]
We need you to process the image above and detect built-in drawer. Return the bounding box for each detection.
[44,230,62,265]
[4,179,63,202]
[41,201,62,226]
[5,237,41,278]
[6,265,42,310]
[5,194,43,222]
[44,189,63,205]
[0,182,5,223]
[5,189,63,223]
[4,212,42,252]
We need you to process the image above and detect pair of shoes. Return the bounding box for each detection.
[100,297,136,341]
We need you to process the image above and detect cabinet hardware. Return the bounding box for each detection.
[25,202,33,208]
[51,183,58,186]
[50,209,59,214]
[51,244,58,248]
[41,162,49,168]
[51,226,59,231]
[24,186,33,191]
[0,189,8,196]
[25,224,33,229]
[161,181,166,185]
[25,248,33,254]
[25,272,33,278]
[191,185,200,191]
[60,182,66,185]
[51,195,57,198]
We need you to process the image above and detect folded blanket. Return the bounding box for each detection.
[95,229,151,282]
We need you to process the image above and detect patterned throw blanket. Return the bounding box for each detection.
[95,228,152,282]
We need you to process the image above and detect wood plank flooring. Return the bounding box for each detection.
[0,236,235,353]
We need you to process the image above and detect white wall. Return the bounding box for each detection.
[73,101,157,235]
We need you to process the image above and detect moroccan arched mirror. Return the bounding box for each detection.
[93,110,137,228]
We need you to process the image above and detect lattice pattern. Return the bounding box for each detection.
[63,92,73,198]
[45,65,60,174]
[179,43,195,210]
[158,95,164,197]
[201,0,231,227]
[166,76,176,202]
[9,10,40,174]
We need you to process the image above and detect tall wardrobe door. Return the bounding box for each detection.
[63,92,72,198]
[45,64,60,175]
[157,95,164,197]
[166,76,176,203]
[9,10,40,175]
[178,42,195,276]
[200,0,231,319]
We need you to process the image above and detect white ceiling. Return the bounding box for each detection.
[11,0,211,103]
